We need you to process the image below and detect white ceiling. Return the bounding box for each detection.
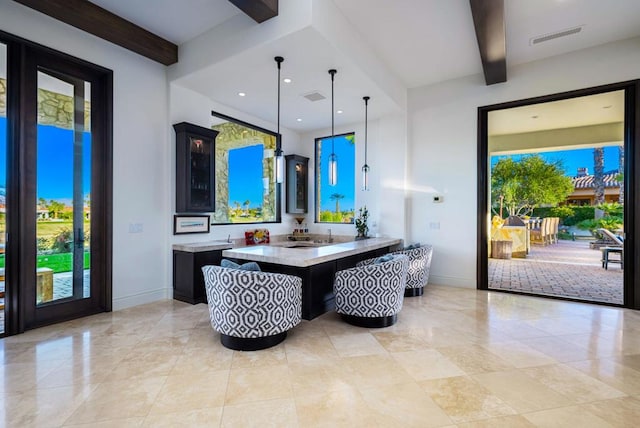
[85,0,640,132]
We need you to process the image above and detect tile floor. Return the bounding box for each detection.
[2,284,640,427]
[489,240,623,304]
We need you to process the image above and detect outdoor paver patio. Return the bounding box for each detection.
[489,239,623,305]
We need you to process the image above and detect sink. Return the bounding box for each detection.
[271,241,332,248]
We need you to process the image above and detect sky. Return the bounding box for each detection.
[228,144,264,207]
[317,134,355,212]
[0,118,92,202]
[491,146,621,176]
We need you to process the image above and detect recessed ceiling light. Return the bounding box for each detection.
[283,78,292,83]
[296,118,302,122]
[337,110,343,114]
[238,92,246,97]
[531,115,539,119]
[602,105,613,109]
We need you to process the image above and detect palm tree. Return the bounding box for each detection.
[330,193,344,214]
[243,199,251,215]
[233,201,241,216]
[593,148,605,205]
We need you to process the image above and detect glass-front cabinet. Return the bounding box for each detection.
[286,154,309,214]
[174,122,218,213]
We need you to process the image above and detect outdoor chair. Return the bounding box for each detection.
[597,228,623,270]
[530,217,551,245]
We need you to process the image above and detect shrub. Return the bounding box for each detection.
[52,228,73,253]
[532,205,595,226]
[576,216,623,232]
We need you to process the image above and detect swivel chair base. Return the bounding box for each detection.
[220,331,287,351]
[341,314,397,328]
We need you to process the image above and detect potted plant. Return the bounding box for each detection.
[355,206,369,239]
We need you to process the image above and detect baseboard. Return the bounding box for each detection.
[428,275,476,288]
[112,288,170,310]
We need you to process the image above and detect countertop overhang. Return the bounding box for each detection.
[221,237,402,267]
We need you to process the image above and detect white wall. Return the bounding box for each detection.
[0,2,171,309]
[408,36,640,288]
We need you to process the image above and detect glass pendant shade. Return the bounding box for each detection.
[328,152,338,186]
[275,147,284,183]
[362,163,370,191]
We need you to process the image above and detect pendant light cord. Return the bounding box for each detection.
[364,96,369,165]
[329,69,337,154]
[275,56,284,151]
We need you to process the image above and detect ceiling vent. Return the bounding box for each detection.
[303,91,326,102]
[530,25,583,46]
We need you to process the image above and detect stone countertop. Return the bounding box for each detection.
[172,241,235,252]
[222,237,402,268]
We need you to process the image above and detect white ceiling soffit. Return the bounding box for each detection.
[488,90,625,136]
[88,0,242,44]
[176,27,401,132]
[333,0,640,89]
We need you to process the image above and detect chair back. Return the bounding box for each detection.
[597,228,624,247]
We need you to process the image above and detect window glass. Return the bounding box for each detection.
[210,113,279,224]
[315,132,355,223]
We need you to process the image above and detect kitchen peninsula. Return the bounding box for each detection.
[223,237,402,319]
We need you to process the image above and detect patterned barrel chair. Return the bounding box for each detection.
[391,244,433,297]
[333,254,409,328]
[202,265,302,351]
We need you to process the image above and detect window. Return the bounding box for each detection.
[315,132,355,223]
[210,111,280,224]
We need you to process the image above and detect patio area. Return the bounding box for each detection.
[489,239,623,304]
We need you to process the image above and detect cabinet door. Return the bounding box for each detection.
[174,122,218,213]
[285,155,309,213]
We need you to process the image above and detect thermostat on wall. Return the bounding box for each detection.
[433,195,443,203]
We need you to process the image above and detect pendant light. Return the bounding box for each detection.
[362,96,370,191]
[274,56,284,184]
[328,69,338,186]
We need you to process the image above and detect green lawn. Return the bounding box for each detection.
[0,252,90,273]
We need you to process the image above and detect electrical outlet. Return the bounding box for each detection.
[429,222,440,230]
[129,223,143,233]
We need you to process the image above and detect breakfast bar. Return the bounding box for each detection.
[223,237,402,320]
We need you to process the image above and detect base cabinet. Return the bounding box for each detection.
[173,250,223,304]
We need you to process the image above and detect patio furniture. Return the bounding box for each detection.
[201,265,302,350]
[531,217,554,245]
[391,244,433,296]
[334,254,409,328]
[597,228,624,270]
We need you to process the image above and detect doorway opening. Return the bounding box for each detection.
[477,81,640,309]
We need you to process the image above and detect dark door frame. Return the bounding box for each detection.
[1,29,113,335]
[477,80,640,309]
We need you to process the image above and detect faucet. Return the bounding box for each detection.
[227,234,232,243]
[328,228,333,243]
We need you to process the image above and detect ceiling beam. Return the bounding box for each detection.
[228,0,278,23]
[13,0,178,66]
[469,0,506,85]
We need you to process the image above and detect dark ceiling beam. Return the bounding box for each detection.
[469,0,506,85]
[228,0,278,23]
[13,0,178,66]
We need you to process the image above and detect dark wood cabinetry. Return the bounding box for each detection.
[173,249,224,304]
[285,155,309,214]
[173,122,218,213]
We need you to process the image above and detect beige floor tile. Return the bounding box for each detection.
[580,396,640,427]
[106,353,179,381]
[372,329,432,352]
[524,316,615,336]
[456,415,536,428]
[148,370,229,414]
[284,334,340,363]
[37,355,123,389]
[437,344,514,374]
[520,336,592,362]
[225,364,293,405]
[568,358,640,396]
[221,398,298,428]
[64,376,167,425]
[522,363,626,403]
[472,370,574,413]
[392,349,466,381]
[230,345,288,369]
[294,386,378,428]
[522,404,615,427]
[289,358,355,394]
[360,382,453,427]
[143,407,223,427]
[612,353,640,372]
[481,341,557,368]
[328,332,387,357]
[170,346,234,374]
[420,375,516,423]
[64,418,145,427]
[2,384,94,427]
[341,353,414,389]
